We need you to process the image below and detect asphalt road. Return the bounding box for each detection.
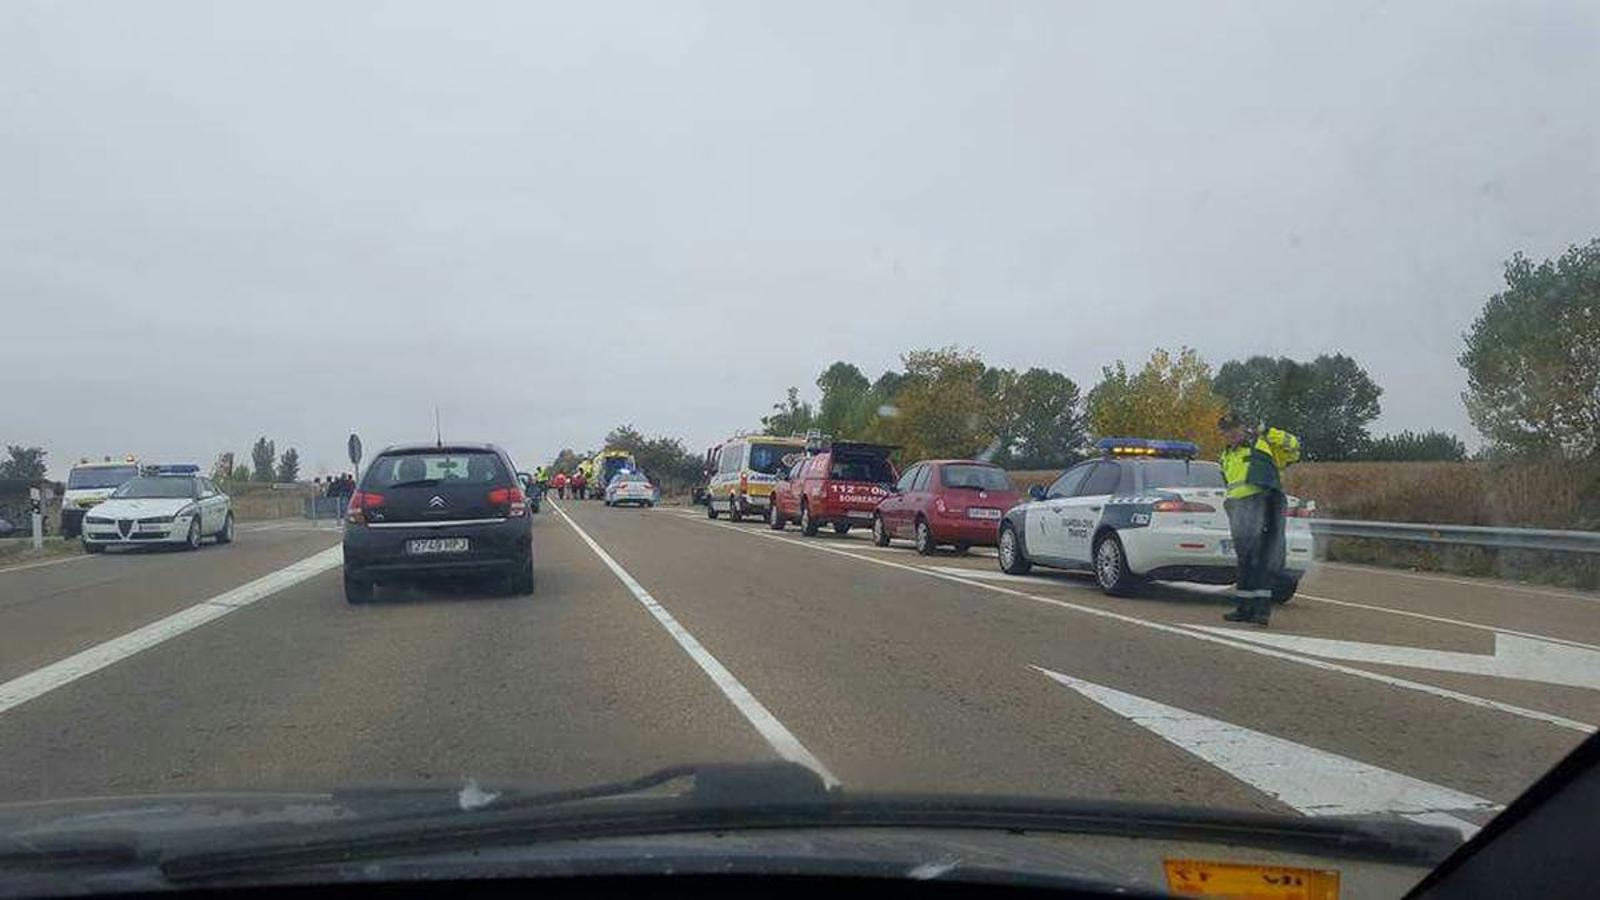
[0,503,1594,840]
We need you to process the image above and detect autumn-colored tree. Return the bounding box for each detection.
[881,347,995,461]
[1086,347,1228,457]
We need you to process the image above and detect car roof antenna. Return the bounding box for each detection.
[434,405,442,448]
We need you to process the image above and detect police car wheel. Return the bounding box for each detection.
[184,519,202,551]
[914,518,935,556]
[998,525,1031,574]
[872,514,891,546]
[83,540,105,555]
[215,513,234,544]
[1093,534,1142,596]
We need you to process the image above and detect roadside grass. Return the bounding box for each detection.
[0,537,82,568]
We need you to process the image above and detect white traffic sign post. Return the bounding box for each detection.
[28,487,43,551]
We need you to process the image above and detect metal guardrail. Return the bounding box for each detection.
[1305,518,1600,554]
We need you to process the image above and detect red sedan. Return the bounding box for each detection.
[872,460,1023,554]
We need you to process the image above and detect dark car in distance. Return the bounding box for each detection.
[872,459,1024,554]
[341,443,534,603]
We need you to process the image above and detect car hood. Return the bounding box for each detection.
[87,498,194,518]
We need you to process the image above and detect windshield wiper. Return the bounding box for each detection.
[158,762,1459,883]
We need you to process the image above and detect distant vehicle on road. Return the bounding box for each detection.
[706,435,807,521]
[60,457,141,538]
[604,472,660,507]
[81,466,232,553]
[873,460,1023,555]
[996,438,1312,601]
[769,441,898,536]
[589,450,638,499]
[341,443,534,603]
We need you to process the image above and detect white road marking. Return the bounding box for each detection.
[0,546,344,716]
[550,501,840,787]
[689,515,1596,732]
[1299,592,1600,652]
[1318,561,1600,604]
[1036,667,1497,837]
[1189,627,1600,691]
[0,553,93,575]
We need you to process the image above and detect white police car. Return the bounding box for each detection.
[996,438,1313,601]
[80,465,234,553]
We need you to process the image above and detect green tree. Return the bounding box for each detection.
[1087,347,1229,457]
[550,448,586,474]
[761,387,816,436]
[1212,354,1383,460]
[602,424,648,455]
[1003,368,1086,469]
[0,445,47,481]
[880,347,994,461]
[276,447,301,483]
[230,462,252,483]
[814,362,870,435]
[1461,239,1600,458]
[1360,430,1468,461]
[250,437,276,482]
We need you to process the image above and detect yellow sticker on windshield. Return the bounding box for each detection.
[1163,858,1339,899]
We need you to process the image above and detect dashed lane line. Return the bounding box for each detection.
[550,501,840,787]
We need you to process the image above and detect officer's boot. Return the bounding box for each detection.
[1250,594,1272,627]
[1223,596,1254,622]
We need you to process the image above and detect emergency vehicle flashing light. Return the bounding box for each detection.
[1095,438,1200,459]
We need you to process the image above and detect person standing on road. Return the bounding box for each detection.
[1218,413,1301,626]
[571,470,587,501]
[553,471,568,499]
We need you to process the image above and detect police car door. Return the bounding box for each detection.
[1059,461,1122,563]
[1026,464,1092,563]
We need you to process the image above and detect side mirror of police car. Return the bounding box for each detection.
[1028,484,1046,501]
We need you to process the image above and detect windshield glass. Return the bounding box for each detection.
[363,452,506,487]
[747,443,796,476]
[940,464,1014,491]
[5,4,1594,895]
[66,466,139,490]
[1139,460,1226,489]
[111,477,196,499]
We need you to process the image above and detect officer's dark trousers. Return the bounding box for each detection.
[1224,490,1286,614]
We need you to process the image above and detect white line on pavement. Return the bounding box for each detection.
[1316,562,1600,604]
[1036,667,1497,838]
[1299,592,1600,652]
[0,546,344,717]
[690,516,1596,733]
[550,501,840,787]
[0,553,93,575]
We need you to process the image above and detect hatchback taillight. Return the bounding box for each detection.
[346,490,384,524]
[1152,499,1216,513]
[489,486,528,517]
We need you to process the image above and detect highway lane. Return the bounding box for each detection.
[0,504,1592,842]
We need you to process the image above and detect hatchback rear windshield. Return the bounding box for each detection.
[363,451,508,488]
[1139,459,1225,489]
[830,454,895,483]
[941,464,1014,491]
[112,476,197,499]
[67,466,139,490]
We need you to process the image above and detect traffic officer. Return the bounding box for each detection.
[1218,413,1301,626]
[533,465,549,493]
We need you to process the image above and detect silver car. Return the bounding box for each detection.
[604,472,659,508]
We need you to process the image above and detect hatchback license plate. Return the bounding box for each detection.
[967,507,1001,519]
[407,538,469,555]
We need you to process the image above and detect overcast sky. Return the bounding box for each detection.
[4,1,1596,477]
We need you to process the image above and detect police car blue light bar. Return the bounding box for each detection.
[1095,438,1199,459]
[154,464,200,475]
